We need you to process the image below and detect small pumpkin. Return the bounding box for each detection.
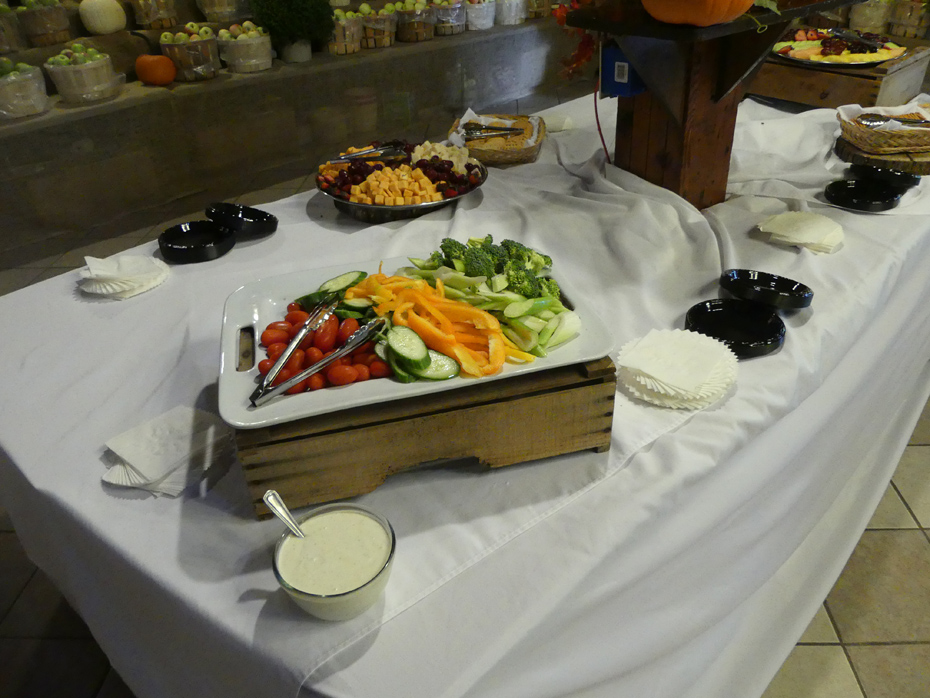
[135,54,176,86]
[641,0,756,27]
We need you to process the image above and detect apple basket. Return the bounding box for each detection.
[433,2,465,35]
[0,65,48,119]
[525,0,549,18]
[18,6,70,47]
[196,0,243,24]
[361,14,396,48]
[495,0,525,25]
[328,16,363,55]
[465,0,495,30]
[0,13,29,55]
[161,38,220,81]
[130,0,177,29]
[396,7,435,42]
[218,34,272,72]
[45,55,124,104]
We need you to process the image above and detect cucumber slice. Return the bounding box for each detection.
[408,350,460,381]
[386,348,418,383]
[342,298,372,309]
[503,325,539,353]
[318,271,367,294]
[374,341,389,362]
[519,315,548,333]
[386,326,431,371]
[504,297,556,318]
[334,308,365,320]
[294,289,330,310]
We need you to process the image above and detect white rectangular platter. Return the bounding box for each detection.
[219,258,615,429]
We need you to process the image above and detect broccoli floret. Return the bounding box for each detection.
[500,239,552,274]
[439,237,468,272]
[504,260,540,298]
[467,234,508,273]
[408,250,445,270]
[538,277,561,299]
[467,234,493,249]
[463,246,497,278]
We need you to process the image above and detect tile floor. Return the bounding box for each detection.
[2,82,929,696]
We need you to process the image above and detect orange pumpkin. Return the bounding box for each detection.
[135,54,176,86]
[641,0,756,27]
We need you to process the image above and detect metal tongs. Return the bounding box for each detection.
[329,141,407,163]
[249,296,338,406]
[461,122,525,142]
[250,316,387,408]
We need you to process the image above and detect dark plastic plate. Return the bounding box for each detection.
[848,164,921,192]
[205,203,278,238]
[719,269,813,310]
[685,299,786,360]
[824,179,902,212]
[158,221,236,264]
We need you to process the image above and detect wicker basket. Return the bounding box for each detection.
[130,0,178,30]
[450,114,546,166]
[18,6,70,47]
[396,8,435,42]
[361,14,396,48]
[329,16,363,55]
[839,112,930,154]
[0,13,29,55]
[526,0,550,18]
[433,3,465,35]
[161,38,221,81]
[218,35,272,72]
[44,56,122,104]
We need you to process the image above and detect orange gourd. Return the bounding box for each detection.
[135,54,176,86]
[641,0,756,27]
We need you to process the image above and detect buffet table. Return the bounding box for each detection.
[3,93,930,698]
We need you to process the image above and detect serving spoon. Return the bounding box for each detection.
[263,490,305,538]
[858,114,930,128]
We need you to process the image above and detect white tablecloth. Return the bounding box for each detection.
[2,94,930,698]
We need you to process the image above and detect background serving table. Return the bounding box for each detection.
[2,92,930,698]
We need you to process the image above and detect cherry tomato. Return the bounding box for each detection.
[369,360,392,378]
[353,352,378,367]
[266,342,288,361]
[285,310,310,327]
[350,340,374,357]
[336,318,360,346]
[313,315,338,353]
[298,333,316,351]
[261,328,290,347]
[258,358,275,375]
[285,349,305,373]
[265,321,292,334]
[285,378,307,395]
[271,368,293,386]
[326,364,358,386]
[287,302,303,313]
[308,373,327,391]
[353,364,370,381]
[303,347,324,368]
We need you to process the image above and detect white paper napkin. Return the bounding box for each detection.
[102,406,235,497]
[837,102,930,132]
[79,255,169,300]
[757,211,844,254]
[616,329,738,410]
[448,108,541,149]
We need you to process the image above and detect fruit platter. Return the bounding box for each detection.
[219,238,612,429]
[315,141,487,223]
[773,28,906,67]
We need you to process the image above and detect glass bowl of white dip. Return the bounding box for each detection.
[272,503,395,621]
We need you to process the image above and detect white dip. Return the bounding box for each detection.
[277,510,391,596]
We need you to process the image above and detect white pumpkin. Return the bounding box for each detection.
[78,0,127,35]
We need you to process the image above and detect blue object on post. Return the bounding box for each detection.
[600,41,645,98]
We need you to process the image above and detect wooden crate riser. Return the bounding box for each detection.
[237,357,617,518]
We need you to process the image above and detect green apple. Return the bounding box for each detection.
[174,32,189,42]
[160,31,174,43]
[242,20,256,31]
[72,53,90,64]
[384,2,395,11]
[0,5,12,14]
[246,29,260,38]
[218,28,232,40]
[236,32,250,40]
[185,21,199,34]
[258,26,267,34]
[358,3,372,14]
[14,63,32,72]
[198,26,214,39]
[414,2,426,9]
[0,57,13,75]
[333,8,345,19]
[71,43,86,53]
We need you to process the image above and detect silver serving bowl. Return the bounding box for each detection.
[315,161,488,224]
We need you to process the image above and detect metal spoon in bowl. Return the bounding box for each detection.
[263,490,305,538]
[858,114,930,128]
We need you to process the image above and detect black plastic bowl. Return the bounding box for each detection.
[824,179,902,212]
[719,269,813,310]
[158,221,236,264]
[848,164,920,192]
[205,203,278,238]
[685,299,786,360]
